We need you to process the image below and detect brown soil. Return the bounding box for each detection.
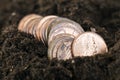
[0,0,120,80]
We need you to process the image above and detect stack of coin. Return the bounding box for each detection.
[46,17,84,60]
[18,14,108,60]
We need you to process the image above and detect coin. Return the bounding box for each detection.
[40,16,58,44]
[48,17,84,45]
[26,17,42,34]
[72,32,108,57]
[44,17,58,43]
[48,34,74,60]
[56,37,74,60]
[36,15,58,41]
[18,14,41,32]
[31,18,43,37]
[18,14,36,31]
[48,34,62,60]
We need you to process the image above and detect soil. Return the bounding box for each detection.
[0,0,120,80]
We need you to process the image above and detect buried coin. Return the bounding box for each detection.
[48,17,84,45]
[56,38,73,60]
[72,32,108,57]
[40,16,58,44]
[18,14,42,32]
[36,15,58,41]
[48,34,74,60]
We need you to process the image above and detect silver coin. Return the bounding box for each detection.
[72,32,108,57]
[48,34,63,60]
[56,37,74,60]
[48,34,74,60]
[48,17,84,45]
[40,16,58,44]
[36,15,58,41]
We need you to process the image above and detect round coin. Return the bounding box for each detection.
[48,34,74,60]
[36,15,58,41]
[18,14,41,32]
[18,14,37,31]
[48,17,84,45]
[56,37,74,60]
[72,32,108,57]
[40,16,58,44]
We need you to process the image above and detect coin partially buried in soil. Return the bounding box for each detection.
[48,17,84,45]
[72,32,108,57]
[48,34,74,60]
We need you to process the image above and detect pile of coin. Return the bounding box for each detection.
[18,14,108,60]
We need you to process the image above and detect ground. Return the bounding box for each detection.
[0,0,120,80]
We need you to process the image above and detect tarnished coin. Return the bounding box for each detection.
[72,32,108,57]
[48,34,74,60]
[48,17,84,45]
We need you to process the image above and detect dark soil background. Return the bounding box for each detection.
[0,0,120,80]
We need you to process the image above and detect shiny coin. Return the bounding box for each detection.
[48,34,74,60]
[72,32,108,57]
[31,18,43,37]
[18,14,41,32]
[24,16,42,34]
[36,15,58,41]
[26,17,42,34]
[48,17,84,45]
[40,16,58,44]
[56,37,74,60]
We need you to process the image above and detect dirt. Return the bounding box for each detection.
[0,0,120,80]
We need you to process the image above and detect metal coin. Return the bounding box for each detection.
[72,32,108,57]
[36,15,58,41]
[48,34,63,60]
[26,17,42,34]
[40,16,58,44]
[48,34,74,60]
[56,37,74,60]
[44,17,58,43]
[18,14,41,32]
[48,17,84,45]
[18,14,37,31]
[31,18,43,37]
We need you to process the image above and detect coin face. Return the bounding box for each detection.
[48,34,74,60]
[72,32,108,57]
[48,17,84,45]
